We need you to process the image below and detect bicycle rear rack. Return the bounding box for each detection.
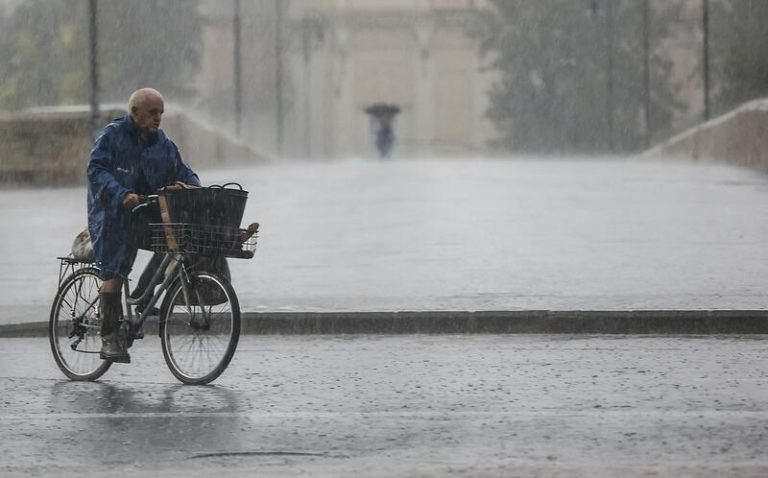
[57,256,96,286]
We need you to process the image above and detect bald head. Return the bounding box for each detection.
[128,88,165,133]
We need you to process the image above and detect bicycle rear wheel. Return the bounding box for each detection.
[159,271,240,385]
[49,267,112,381]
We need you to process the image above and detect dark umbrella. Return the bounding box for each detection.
[364,103,401,120]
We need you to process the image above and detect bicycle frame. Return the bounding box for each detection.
[123,252,184,337]
[123,251,218,340]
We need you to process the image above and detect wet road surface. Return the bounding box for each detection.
[2,335,768,477]
[4,158,768,326]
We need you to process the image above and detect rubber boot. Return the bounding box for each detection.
[99,292,130,363]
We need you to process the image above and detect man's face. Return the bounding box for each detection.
[132,96,164,133]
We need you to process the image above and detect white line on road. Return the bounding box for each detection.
[2,409,767,421]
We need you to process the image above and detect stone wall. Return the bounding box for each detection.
[0,107,269,187]
[647,99,768,171]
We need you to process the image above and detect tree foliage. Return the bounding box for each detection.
[475,0,684,153]
[0,0,202,112]
[710,0,768,115]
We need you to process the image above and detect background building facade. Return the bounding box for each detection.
[197,0,496,159]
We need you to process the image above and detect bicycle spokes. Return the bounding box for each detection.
[50,267,112,380]
[160,272,240,385]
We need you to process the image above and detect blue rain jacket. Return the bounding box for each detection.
[87,115,200,278]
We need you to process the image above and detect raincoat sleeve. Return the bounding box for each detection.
[171,141,201,187]
[87,129,132,212]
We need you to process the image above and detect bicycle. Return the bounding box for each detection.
[49,193,258,385]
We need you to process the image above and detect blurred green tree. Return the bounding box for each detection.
[710,0,768,115]
[475,0,684,153]
[0,0,201,111]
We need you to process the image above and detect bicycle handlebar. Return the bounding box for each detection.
[131,195,159,214]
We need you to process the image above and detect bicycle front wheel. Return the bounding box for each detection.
[160,271,240,385]
[49,267,112,381]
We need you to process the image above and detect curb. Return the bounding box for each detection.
[3,310,768,337]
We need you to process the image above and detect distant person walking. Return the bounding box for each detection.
[87,88,200,363]
[365,103,400,159]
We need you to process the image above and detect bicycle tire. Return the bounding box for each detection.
[49,267,112,381]
[159,270,240,385]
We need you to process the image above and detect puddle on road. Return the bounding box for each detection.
[188,450,342,459]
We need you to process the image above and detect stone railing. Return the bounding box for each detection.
[646,98,768,171]
[0,106,269,186]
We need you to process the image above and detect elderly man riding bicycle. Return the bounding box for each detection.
[87,88,200,363]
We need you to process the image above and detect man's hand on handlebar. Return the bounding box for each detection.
[124,181,194,212]
[122,193,140,209]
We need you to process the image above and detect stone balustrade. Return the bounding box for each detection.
[0,106,269,186]
[646,98,768,171]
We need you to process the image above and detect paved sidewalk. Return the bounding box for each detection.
[2,157,768,326]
